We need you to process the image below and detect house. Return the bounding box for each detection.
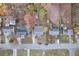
[3,16,16,27]
[16,28,27,44]
[2,26,12,37]
[49,27,59,36]
[9,18,16,26]
[63,29,73,36]
[33,26,43,36]
[9,25,15,33]
[16,26,28,39]
[32,26,43,44]
[3,17,10,27]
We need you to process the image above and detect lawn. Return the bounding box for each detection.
[17,49,27,56]
[75,49,79,56]
[0,49,13,56]
[30,49,43,56]
[59,34,69,43]
[45,49,69,56]
[21,34,32,44]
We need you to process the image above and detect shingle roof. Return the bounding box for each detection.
[49,27,59,36]
[9,19,16,25]
[16,26,28,36]
[2,26,12,36]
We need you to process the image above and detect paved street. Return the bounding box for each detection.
[0,43,78,56]
[0,43,78,49]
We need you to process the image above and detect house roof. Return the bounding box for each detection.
[34,26,43,32]
[33,26,43,36]
[3,26,14,30]
[2,26,11,30]
[16,26,28,36]
[16,26,26,30]
[16,29,27,37]
[49,27,73,36]
[2,26,12,36]
[3,16,16,26]
[49,27,59,35]
[67,29,73,35]
[9,18,16,25]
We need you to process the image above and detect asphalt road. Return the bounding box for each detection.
[0,43,79,50]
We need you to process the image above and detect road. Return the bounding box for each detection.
[0,43,78,56]
[0,43,79,50]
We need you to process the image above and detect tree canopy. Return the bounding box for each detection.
[0,4,8,16]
